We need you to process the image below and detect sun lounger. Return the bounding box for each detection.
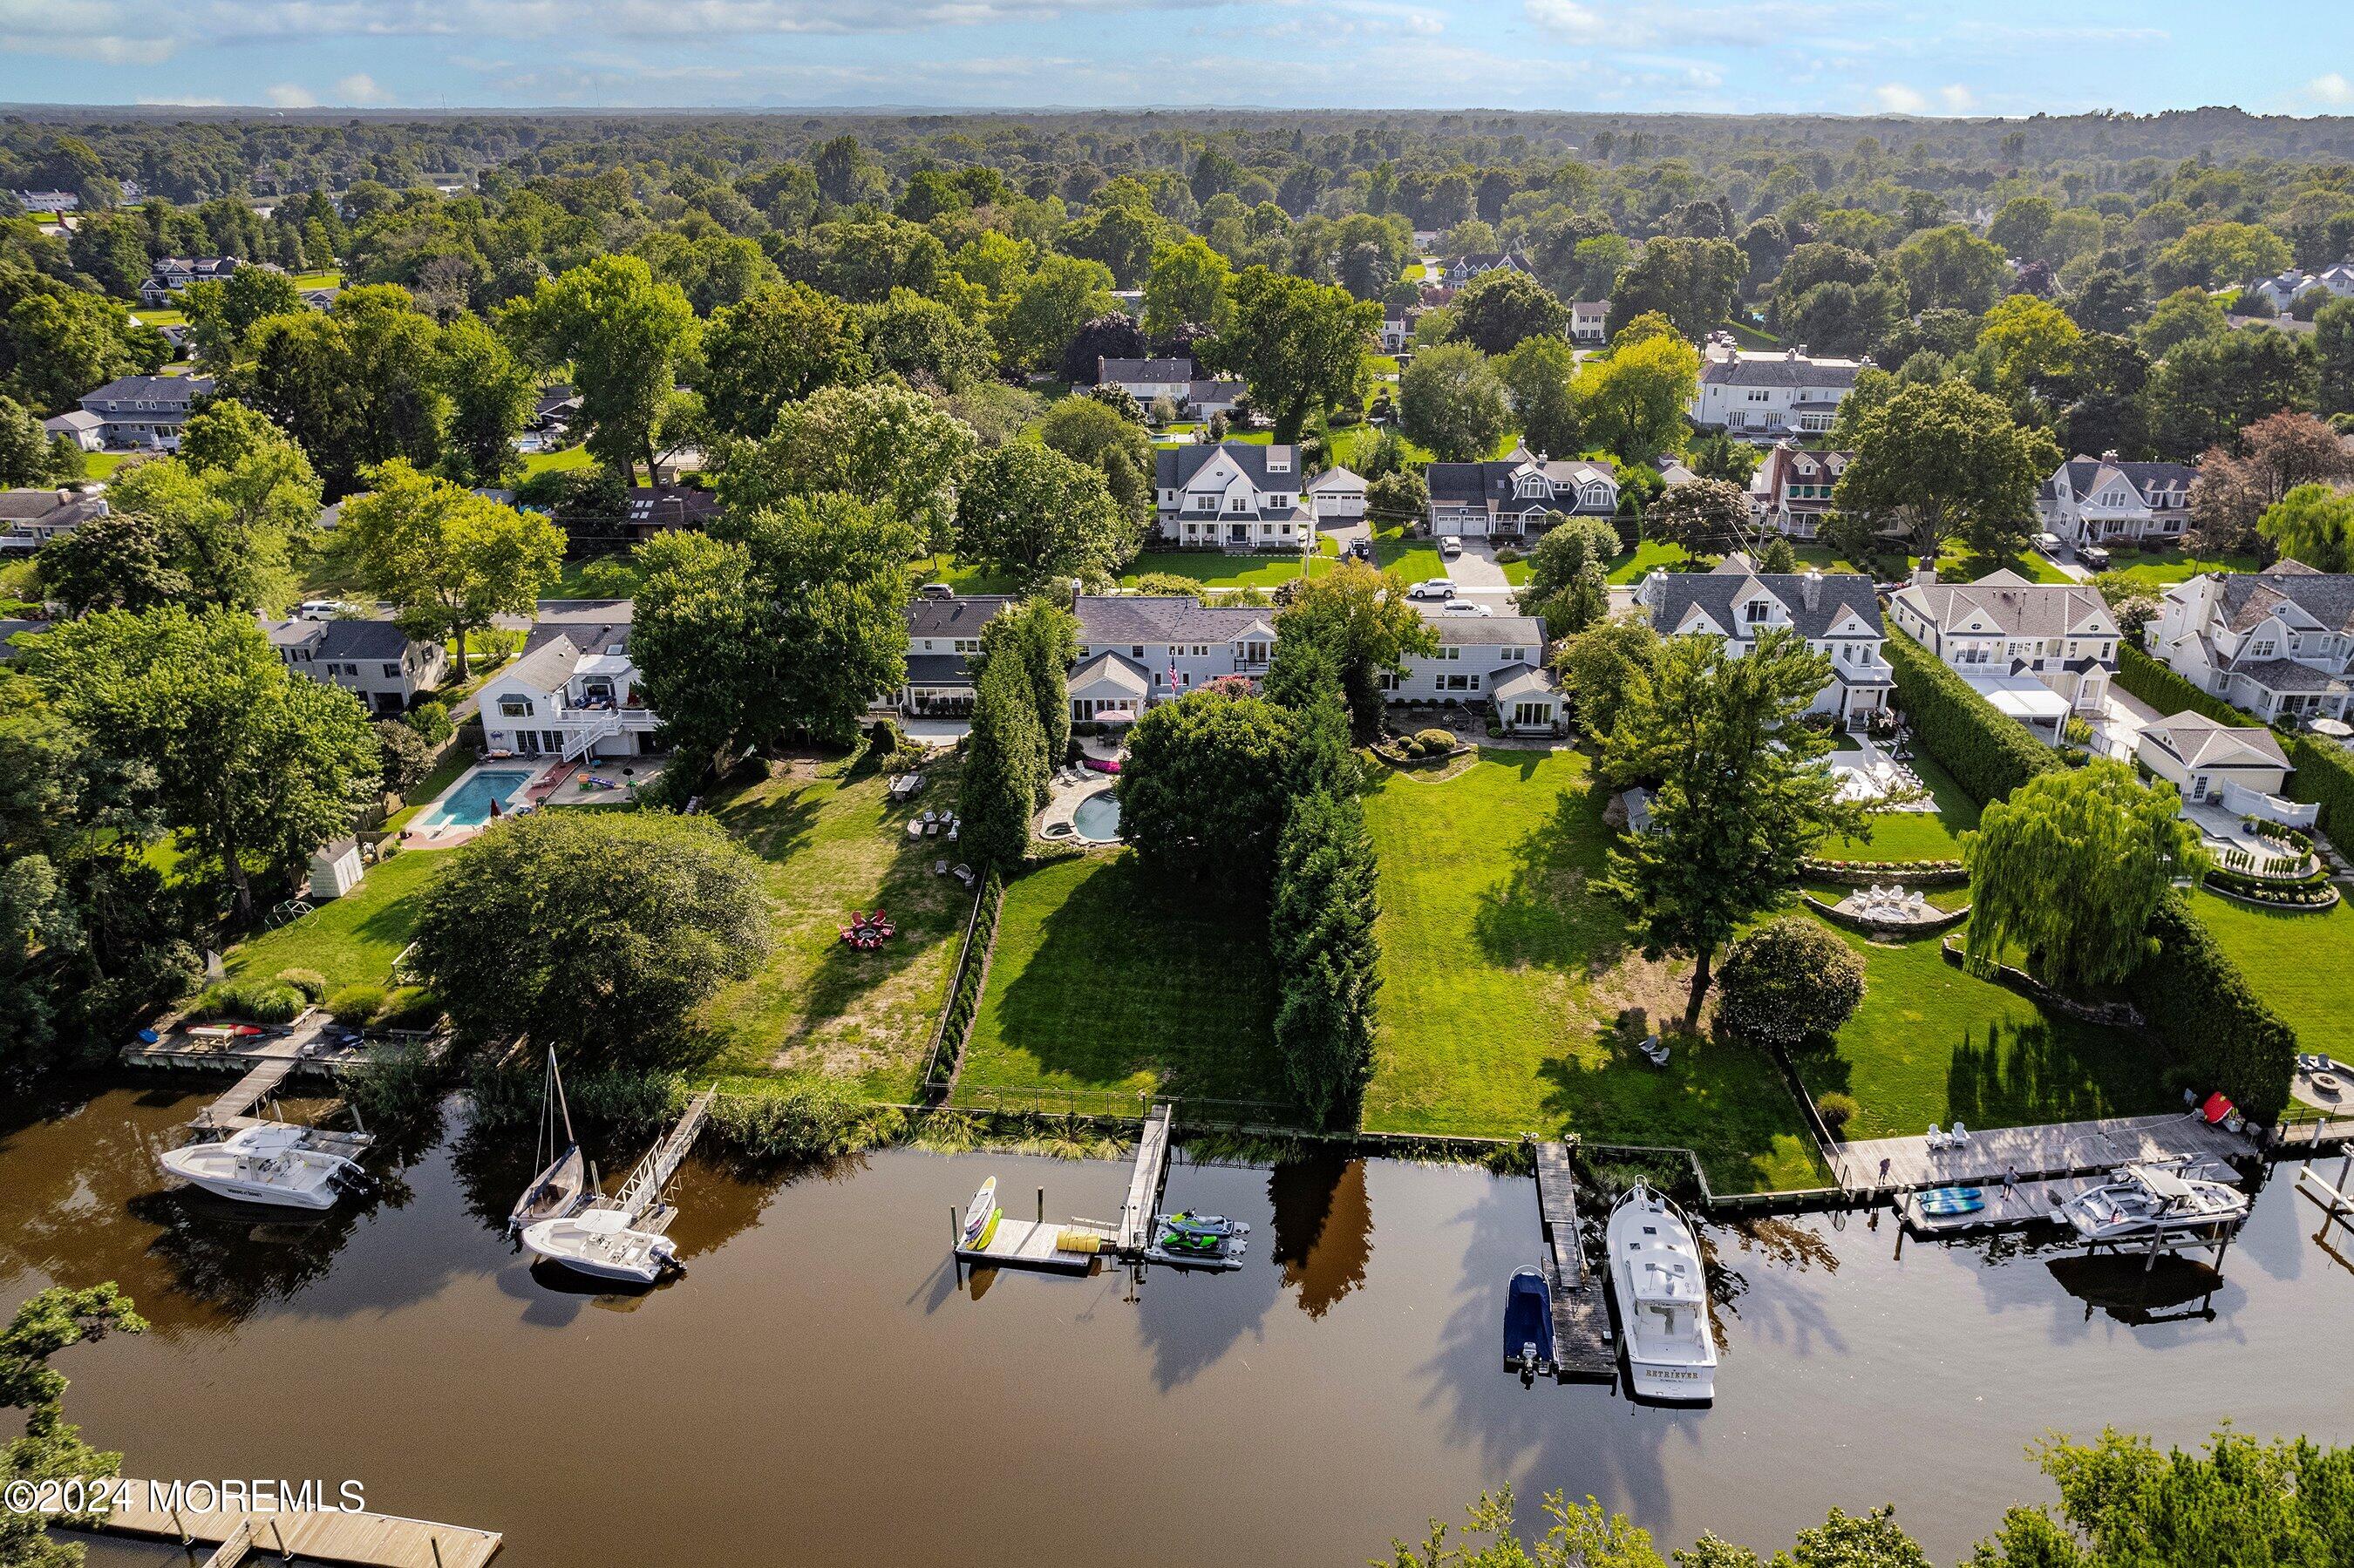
[935,859,948,875]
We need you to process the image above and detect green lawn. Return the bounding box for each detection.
[224,849,451,994]
[1795,918,2175,1139]
[955,853,1287,1105]
[2191,888,2354,1063]
[1608,539,1691,583]
[84,451,135,480]
[549,554,642,599]
[1500,553,1531,587]
[1817,750,1980,863]
[911,554,1024,598]
[698,755,975,1097]
[520,445,595,477]
[1372,522,1446,585]
[1122,546,1333,591]
[0,559,35,599]
[2101,547,2265,588]
[1360,749,1827,1193]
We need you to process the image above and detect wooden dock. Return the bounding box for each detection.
[1835,1112,2255,1196]
[1116,1103,1174,1258]
[596,1085,714,1227]
[196,1056,299,1130]
[1898,1175,2099,1236]
[1534,1143,1616,1383]
[954,1214,1112,1274]
[85,1480,499,1568]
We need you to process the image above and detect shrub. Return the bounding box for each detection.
[276,967,329,1001]
[1713,918,1868,1049]
[2114,643,2247,728]
[707,1079,909,1159]
[866,716,905,760]
[1815,1091,1860,1132]
[2126,890,2296,1123]
[406,700,454,748]
[323,982,387,1021]
[338,1043,443,1127]
[374,986,443,1030]
[1414,727,1455,752]
[196,977,305,1025]
[2285,732,2354,840]
[1885,629,2063,804]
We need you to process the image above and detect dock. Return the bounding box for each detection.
[84,1480,499,1568]
[1898,1175,2100,1237]
[954,1194,1115,1274]
[1534,1143,1616,1383]
[1115,1102,1174,1259]
[595,1085,714,1230]
[1835,1111,2255,1197]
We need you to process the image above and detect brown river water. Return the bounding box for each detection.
[8,1087,2354,1567]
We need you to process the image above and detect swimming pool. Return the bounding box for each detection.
[422,768,534,829]
[1071,790,1122,842]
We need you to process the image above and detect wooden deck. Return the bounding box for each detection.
[88,1481,499,1568]
[956,1216,1112,1274]
[1534,1143,1616,1383]
[1834,1112,2255,1196]
[1898,1175,2099,1236]
[1116,1103,1174,1257]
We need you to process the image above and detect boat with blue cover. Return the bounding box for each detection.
[1503,1266,1555,1381]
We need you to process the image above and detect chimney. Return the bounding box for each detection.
[2099,449,2119,463]
[1803,568,1822,610]
[1912,557,1937,588]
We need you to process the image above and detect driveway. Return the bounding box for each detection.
[1447,540,1510,590]
[2087,688,2159,761]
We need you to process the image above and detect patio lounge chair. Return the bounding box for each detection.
[1926,1123,1946,1149]
[935,859,948,875]
[1949,1121,1970,1144]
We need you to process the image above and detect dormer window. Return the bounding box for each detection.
[1744,601,1772,624]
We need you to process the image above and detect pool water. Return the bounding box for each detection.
[1072,791,1123,841]
[424,767,534,828]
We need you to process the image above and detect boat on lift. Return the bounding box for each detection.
[2058,1162,2249,1246]
[509,1049,591,1233]
[519,1207,679,1284]
[158,1123,370,1211]
[1606,1182,1718,1404]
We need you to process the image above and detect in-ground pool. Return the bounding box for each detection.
[1071,789,1123,842]
[422,767,534,829]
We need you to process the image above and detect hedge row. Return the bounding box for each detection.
[2114,644,2246,729]
[2126,890,2297,1123]
[929,872,1006,1090]
[1884,629,2063,805]
[2283,734,2354,842]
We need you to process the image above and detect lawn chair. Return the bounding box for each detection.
[934,859,948,876]
[1949,1121,1970,1145]
[1926,1123,1946,1150]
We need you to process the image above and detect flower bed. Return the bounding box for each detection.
[1800,856,1970,886]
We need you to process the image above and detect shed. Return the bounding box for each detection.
[309,838,365,900]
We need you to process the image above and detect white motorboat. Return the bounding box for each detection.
[520,1207,679,1285]
[157,1123,368,1211]
[2059,1162,2249,1245]
[1607,1182,1718,1403]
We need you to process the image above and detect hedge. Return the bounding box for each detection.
[2284,733,2354,842]
[1884,629,2063,806]
[2126,889,2297,1123]
[2114,644,2246,728]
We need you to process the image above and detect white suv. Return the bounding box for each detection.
[1406,579,1455,601]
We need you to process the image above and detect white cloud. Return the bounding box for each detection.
[1521,0,1611,44]
[266,82,317,107]
[1871,82,1928,113]
[336,72,395,104]
[2311,72,2354,106]
[1938,83,1974,112]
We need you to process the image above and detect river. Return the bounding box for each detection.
[5,1087,2352,1565]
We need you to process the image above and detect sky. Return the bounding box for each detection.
[7,0,2354,118]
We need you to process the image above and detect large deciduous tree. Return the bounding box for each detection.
[2187,410,2354,553]
[24,608,380,923]
[2256,483,2354,573]
[1888,225,2007,316]
[1574,327,1701,465]
[1450,268,1571,354]
[1143,235,1234,343]
[502,255,698,484]
[1962,759,2204,994]
[1117,687,1294,894]
[2146,327,2319,459]
[632,492,919,762]
[717,380,976,553]
[1399,342,1510,462]
[1209,266,1379,442]
[1496,335,1582,460]
[1712,918,1866,1049]
[412,811,769,1066]
[954,442,1132,583]
[1600,628,1868,1028]
[1269,560,1439,738]
[341,458,563,675]
[228,285,449,496]
[1834,381,2059,564]
[434,313,537,488]
[699,282,871,441]
[1605,236,1744,340]
[1643,476,1751,558]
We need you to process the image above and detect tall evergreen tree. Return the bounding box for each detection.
[960,651,1048,873]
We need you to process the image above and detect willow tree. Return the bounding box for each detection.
[1962,759,2204,994]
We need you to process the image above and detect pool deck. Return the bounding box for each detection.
[401,762,550,847]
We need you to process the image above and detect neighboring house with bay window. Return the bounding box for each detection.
[2150,560,2354,724]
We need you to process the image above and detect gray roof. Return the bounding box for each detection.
[2140,712,2292,770]
[1647,569,1882,640]
[1891,571,2117,639]
[500,634,590,695]
[263,616,422,660]
[2228,657,2347,694]
[1098,357,1194,383]
[1076,595,1273,644]
[1419,610,1546,646]
[0,489,106,527]
[1698,356,1858,390]
[522,616,629,661]
[904,653,976,686]
[2215,567,2354,635]
[1154,441,1303,496]
[1490,662,1557,702]
[1425,454,1616,511]
[78,375,214,408]
[2057,456,2195,499]
[906,594,1016,639]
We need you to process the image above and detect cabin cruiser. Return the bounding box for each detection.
[519,1206,680,1285]
[157,1123,369,1211]
[1606,1183,1718,1403]
[2059,1162,2249,1246]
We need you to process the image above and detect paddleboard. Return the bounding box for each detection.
[962,1177,998,1246]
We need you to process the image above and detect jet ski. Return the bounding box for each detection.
[1159,1211,1250,1242]
[1145,1215,1248,1269]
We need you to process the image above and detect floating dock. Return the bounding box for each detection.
[593,1085,714,1232]
[1837,1111,2255,1197]
[82,1481,499,1568]
[1534,1143,1616,1383]
[953,1198,1115,1275]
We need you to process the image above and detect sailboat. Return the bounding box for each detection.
[508,1049,590,1233]
[520,1086,713,1286]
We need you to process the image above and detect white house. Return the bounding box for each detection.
[1183,378,1245,419]
[2133,712,2308,822]
[1636,560,1892,730]
[1305,466,1366,524]
[1689,343,1861,439]
[265,615,448,716]
[42,410,105,452]
[2245,264,2354,314]
[1568,301,1609,344]
[0,487,107,553]
[1380,316,1412,353]
[1887,567,2118,740]
[1425,444,1618,540]
[1380,610,1561,732]
[1095,356,1196,404]
[1153,441,1314,553]
[476,612,663,761]
[2150,561,2354,723]
[1070,596,1276,715]
[1747,443,1852,540]
[12,190,78,214]
[2038,453,2195,548]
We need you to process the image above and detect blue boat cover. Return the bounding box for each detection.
[1504,1270,1555,1365]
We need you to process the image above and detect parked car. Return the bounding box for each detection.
[1406,579,1455,601]
[1438,601,1493,617]
[1439,536,1463,559]
[297,600,364,620]
[1347,538,1374,561]
[2081,546,2112,570]
[916,582,955,601]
